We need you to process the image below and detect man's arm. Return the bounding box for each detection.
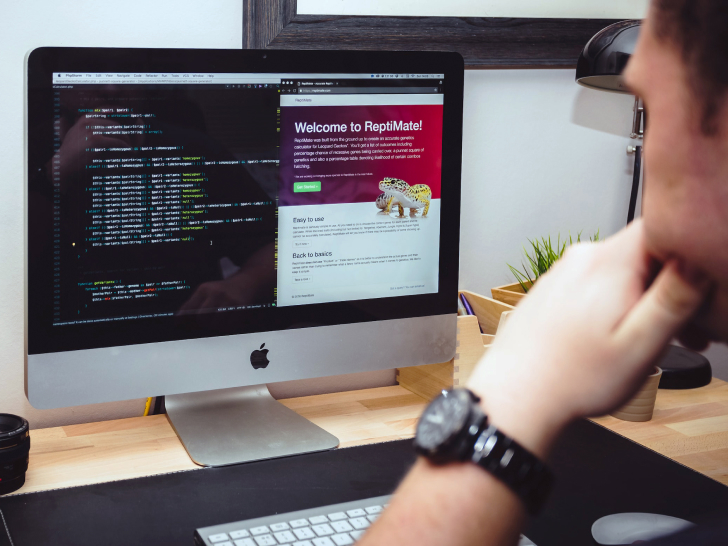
[365,460,526,546]
[361,373,557,546]
[360,221,710,546]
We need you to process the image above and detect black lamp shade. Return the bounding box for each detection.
[576,20,641,94]
[658,345,713,390]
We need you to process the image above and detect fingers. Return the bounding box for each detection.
[613,261,712,365]
[601,218,642,246]
[601,220,655,278]
[599,219,643,254]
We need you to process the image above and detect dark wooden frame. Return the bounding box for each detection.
[242,0,620,68]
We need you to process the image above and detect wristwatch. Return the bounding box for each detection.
[413,388,553,515]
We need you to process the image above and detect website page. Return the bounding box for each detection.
[277,89,443,306]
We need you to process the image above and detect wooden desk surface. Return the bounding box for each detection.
[592,377,728,485]
[14,379,728,496]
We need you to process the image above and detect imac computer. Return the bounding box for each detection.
[25,48,464,466]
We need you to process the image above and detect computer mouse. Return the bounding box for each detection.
[592,513,695,545]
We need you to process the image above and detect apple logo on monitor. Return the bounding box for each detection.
[250,343,270,369]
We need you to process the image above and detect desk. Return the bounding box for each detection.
[14,379,728,496]
[592,377,728,485]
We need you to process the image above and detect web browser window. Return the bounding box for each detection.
[276,76,444,306]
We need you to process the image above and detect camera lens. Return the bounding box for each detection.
[0,414,30,496]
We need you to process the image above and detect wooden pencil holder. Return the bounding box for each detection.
[396,290,515,401]
[491,281,531,307]
[610,367,663,422]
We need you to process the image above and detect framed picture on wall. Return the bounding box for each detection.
[241,0,636,67]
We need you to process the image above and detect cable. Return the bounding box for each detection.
[627,145,642,224]
[0,508,15,546]
[143,397,153,417]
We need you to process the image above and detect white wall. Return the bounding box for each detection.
[298,0,649,19]
[0,0,243,428]
[460,70,635,291]
[3,1,726,429]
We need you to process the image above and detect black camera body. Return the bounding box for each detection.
[0,414,30,495]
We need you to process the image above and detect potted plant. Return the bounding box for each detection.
[491,231,599,306]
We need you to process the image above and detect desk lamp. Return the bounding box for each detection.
[576,21,712,390]
[576,20,644,224]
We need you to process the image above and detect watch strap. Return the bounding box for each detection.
[471,424,553,515]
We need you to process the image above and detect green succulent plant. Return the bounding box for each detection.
[508,230,600,293]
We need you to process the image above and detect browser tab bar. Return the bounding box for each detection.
[52,72,445,85]
[52,72,284,85]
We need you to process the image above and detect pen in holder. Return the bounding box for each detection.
[459,293,483,333]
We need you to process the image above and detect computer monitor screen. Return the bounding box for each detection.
[25,48,463,412]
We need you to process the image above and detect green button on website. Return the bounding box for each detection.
[293,181,321,193]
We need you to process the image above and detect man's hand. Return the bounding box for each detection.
[360,221,711,546]
[468,220,711,459]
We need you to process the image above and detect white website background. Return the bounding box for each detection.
[277,201,441,306]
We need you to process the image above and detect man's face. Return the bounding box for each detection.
[624,9,728,343]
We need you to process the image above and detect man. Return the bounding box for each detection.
[360,0,728,544]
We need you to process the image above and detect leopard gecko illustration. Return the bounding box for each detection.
[377,177,431,217]
[375,192,398,211]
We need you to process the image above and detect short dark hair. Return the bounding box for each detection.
[654,0,728,134]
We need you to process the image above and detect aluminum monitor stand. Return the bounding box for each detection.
[166,385,339,467]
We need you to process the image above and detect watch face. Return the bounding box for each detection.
[415,389,472,453]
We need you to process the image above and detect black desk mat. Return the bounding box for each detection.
[1,419,727,546]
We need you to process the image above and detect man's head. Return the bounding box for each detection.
[624,0,728,344]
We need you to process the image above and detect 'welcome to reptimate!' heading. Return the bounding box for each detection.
[295,120,424,134]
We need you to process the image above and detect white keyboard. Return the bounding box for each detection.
[194,495,536,546]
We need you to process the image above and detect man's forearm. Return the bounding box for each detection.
[359,457,526,546]
[359,363,563,546]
